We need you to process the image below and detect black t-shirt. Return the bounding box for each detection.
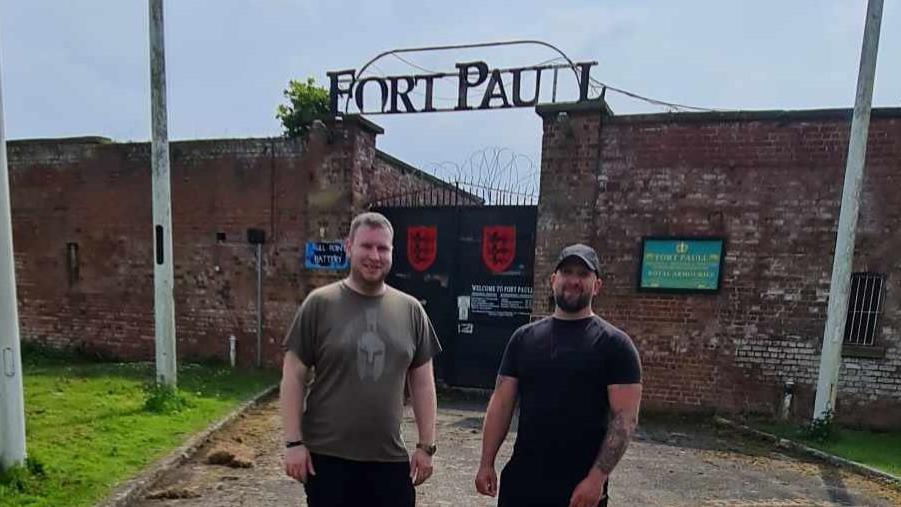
[498,315,641,472]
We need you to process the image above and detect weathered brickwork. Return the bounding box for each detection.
[11,104,900,428]
[8,119,444,368]
[534,103,901,428]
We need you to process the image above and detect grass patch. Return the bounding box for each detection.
[0,354,278,507]
[758,421,901,477]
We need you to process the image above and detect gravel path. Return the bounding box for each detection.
[134,397,900,507]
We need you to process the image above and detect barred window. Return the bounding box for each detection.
[843,273,886,346]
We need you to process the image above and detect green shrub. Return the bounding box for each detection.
[0,456,46,494]
[142,383,190,414]
[800,409,837,443]
[276,77,331,137]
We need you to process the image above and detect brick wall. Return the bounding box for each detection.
[8,117,444,368]
[534,103,901,429]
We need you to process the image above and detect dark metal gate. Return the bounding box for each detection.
[374,201,537,388]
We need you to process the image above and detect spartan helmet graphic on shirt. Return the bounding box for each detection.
[356,309,386,381]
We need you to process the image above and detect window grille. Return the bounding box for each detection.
[843,273,886,346]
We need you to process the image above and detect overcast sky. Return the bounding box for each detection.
[1,1,898,184]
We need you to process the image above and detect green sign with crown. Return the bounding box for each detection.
[639,238,724,292]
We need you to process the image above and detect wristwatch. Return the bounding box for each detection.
[416,443,437,456]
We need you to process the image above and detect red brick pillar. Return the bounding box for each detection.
[532,101,610,317]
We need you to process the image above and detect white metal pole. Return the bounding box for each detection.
[0,47,27,469]
[150,0,177,386]
[813,0,884,421]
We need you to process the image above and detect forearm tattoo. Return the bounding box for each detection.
[593,411,635,474]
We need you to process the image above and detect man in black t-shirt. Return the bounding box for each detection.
[475,244,642,507]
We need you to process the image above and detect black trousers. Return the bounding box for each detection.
[498,458,609,507]
[303,453,415,507]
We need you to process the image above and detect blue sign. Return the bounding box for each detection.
[305,241,348,270]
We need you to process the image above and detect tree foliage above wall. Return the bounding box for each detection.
[276,77,330,137]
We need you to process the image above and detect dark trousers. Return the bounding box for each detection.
[303,453,415,507]
[498,458,609,507]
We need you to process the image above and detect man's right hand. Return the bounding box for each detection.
[284,445,315,483]
[475,464,498,497]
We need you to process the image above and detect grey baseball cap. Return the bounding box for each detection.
[554,243,601,274]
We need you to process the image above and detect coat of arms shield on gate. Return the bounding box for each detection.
[482,226,516,273]
[407,226,437,272]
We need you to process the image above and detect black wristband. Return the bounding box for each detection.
[285,440,304,448]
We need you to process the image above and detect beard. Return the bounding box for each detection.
[553,288,591,313]
[351,262,389,287]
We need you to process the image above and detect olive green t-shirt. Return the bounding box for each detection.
[283,280,441,462]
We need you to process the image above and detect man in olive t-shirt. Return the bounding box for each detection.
[280,212,441,507]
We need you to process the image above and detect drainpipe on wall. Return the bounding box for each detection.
[247,228,266,368]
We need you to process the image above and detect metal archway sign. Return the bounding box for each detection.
[327,40,599,116]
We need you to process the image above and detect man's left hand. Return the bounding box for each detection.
[568,468,607,507]
[409,448,434,486]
